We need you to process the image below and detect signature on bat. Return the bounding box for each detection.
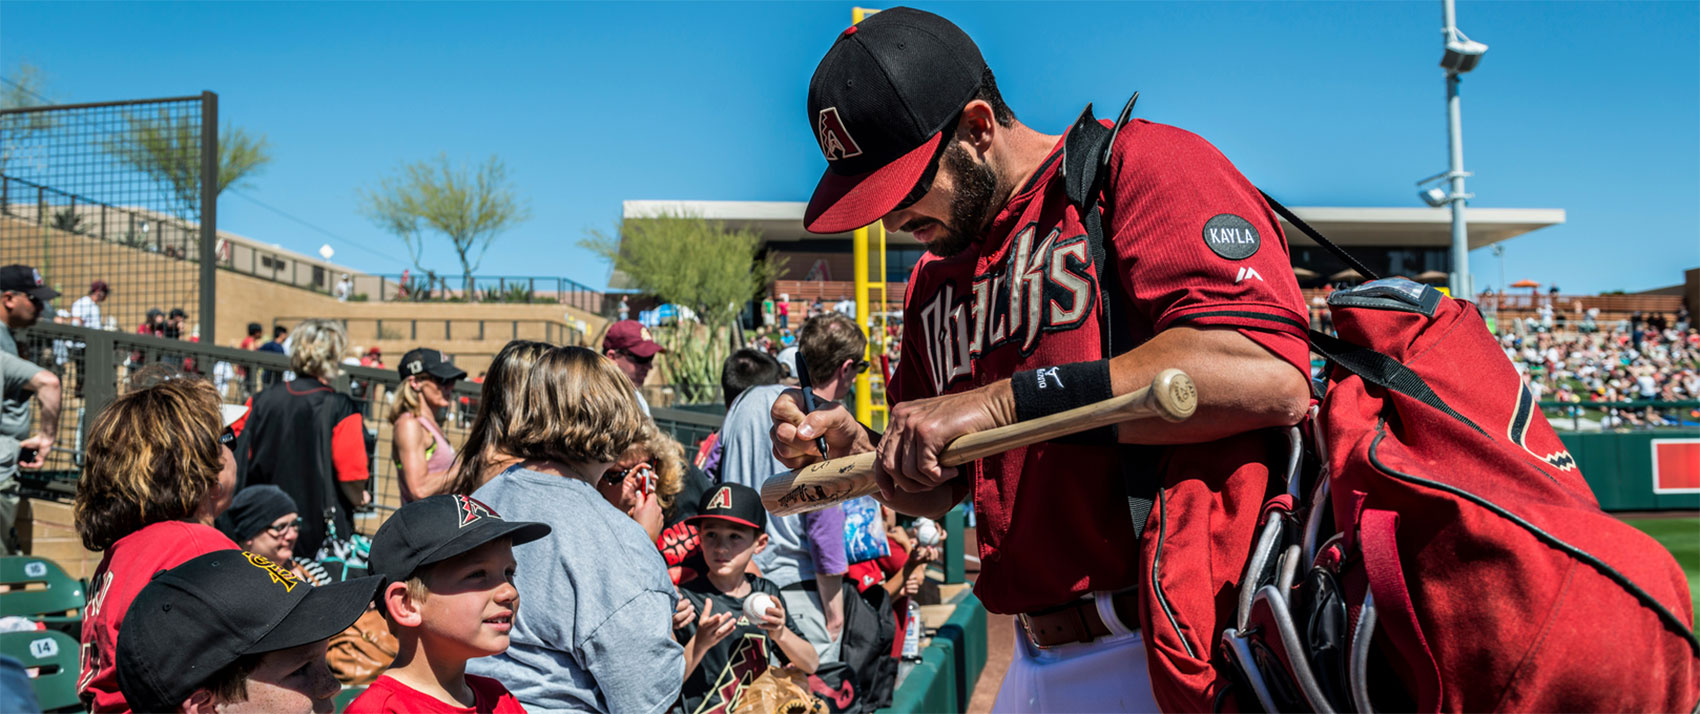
[776,465,855,508]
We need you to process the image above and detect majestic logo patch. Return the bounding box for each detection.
[816,107,863,161]
[706,486,733,511]
[1203,214,1260,260]
[244,552,301,592]
[1235,267,1264,284]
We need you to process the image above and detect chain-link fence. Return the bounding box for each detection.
[0,94,219,343]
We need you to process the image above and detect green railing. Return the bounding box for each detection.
[1539,400,1699,432]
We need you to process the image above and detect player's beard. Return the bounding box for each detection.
[925,142,1000,259]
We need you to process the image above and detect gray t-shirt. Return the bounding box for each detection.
[0,350,42,485]
[717,384,848,587]
[466,467,684,713]
[0,324,16,357]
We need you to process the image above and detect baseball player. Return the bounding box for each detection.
[771,8,1312,711]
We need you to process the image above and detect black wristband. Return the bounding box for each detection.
[1011,360,1114,422]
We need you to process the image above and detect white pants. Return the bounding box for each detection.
[992,606,1158,712]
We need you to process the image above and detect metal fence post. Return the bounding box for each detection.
[199,91,219,346]
[82,330,117,448]
[411,320,417,340]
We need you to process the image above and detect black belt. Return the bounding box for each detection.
[1018,590,1140,649]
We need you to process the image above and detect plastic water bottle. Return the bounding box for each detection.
[901,599,922,661]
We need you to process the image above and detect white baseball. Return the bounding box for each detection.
[915,519,940,546]
[744,592,776,622]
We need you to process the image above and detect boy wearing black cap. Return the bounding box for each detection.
[674,483,817,713]
[348,494,550,714]
[115,549,381,713]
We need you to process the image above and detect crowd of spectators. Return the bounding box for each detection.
[1503,309,1697,427]
[3,308,925,713]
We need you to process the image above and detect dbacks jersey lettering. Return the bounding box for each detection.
[888,120,1310,615]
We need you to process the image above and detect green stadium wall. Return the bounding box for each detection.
[1561,431,1700,511]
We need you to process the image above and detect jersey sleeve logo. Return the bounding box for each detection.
[1203,214,1261,260]
[816,107,864,161]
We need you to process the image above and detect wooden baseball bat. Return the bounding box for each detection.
[761,368,1197,517]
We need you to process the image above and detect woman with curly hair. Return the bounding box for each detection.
[464,346,684,712]
[74,375,239,712]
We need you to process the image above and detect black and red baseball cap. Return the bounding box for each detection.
[368,494,551,583]
[687,483,767,532]
[804,7,987,234]
[116,550,381,713]
[0,264,59,303]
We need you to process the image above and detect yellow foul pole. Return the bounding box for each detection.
[851,6,876,425]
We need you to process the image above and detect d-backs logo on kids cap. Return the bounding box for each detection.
[455,494,498,528]
[817,107,863,161]
[706,486,734,511]
[244,551,301,592]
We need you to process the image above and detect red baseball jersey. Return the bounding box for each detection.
[888,120,1309,615]
[346,673,528,714]
[78,521,238,712]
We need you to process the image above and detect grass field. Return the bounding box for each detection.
[1622,516,1700,625]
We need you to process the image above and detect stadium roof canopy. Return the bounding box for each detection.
[622,200,1563,249]
[615,200,1564,287]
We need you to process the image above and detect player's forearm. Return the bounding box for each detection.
[1106,326,1309,443]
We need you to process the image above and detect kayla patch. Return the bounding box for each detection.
[1203,214,1260,260]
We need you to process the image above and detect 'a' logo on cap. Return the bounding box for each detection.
[244,552,300,592]
[706,486,733,511]
[455,495,497,528]
[817,107,863,161]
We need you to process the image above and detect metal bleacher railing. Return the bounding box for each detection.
[11,322,721,518]
[2,172,609,316]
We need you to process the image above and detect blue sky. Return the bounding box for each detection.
[3,1,1695,294]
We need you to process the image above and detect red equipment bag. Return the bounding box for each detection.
[1220,272,1700,712]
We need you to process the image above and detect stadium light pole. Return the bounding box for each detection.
[1438,0,1487,297]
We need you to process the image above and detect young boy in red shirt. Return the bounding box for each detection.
[348,494,551,713]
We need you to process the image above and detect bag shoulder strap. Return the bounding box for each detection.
[1061,94,1157,537]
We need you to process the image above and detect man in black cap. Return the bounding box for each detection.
[0,264,58,356]
[115,549,381,713]
[771,8,1313,711]
[351,494,548,712]
[0,265,60,555]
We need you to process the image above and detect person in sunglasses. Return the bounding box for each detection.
[391,348,466,504]
[600,319,664,416]
[220,484,330,586]
[0,265,62,556]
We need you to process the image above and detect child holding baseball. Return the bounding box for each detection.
[674,483,818,713]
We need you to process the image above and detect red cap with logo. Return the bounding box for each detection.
[603,319,665,359]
